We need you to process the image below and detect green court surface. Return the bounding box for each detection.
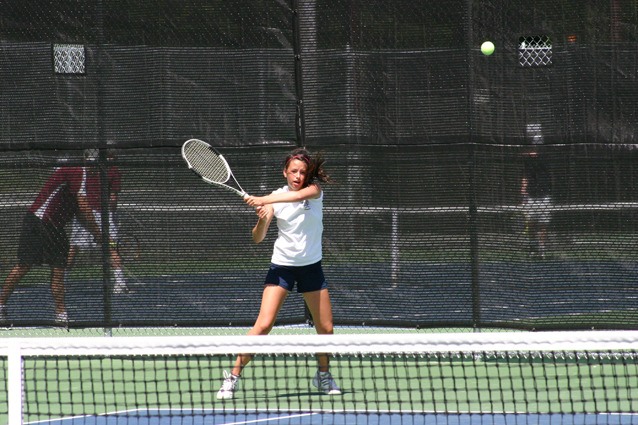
[2,346,635,424]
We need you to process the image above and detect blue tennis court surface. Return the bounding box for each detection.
[8,258,638,327]
[34,410,638,425]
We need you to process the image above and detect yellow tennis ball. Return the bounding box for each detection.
[481,41,495,56]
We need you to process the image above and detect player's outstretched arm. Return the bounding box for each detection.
[245,184,321,207]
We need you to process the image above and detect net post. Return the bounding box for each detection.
[7,341,23,425]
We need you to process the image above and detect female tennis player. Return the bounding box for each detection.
[217,148,341,399]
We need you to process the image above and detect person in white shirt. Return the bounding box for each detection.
[216,148,341,399]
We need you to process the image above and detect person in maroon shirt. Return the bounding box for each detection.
[0,165,101,325]
[67,149,127,293]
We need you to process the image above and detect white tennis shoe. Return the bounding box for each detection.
[113,281,129,294]
[55,311,68,327]
[217,371,239,400]
[312,370,342,395]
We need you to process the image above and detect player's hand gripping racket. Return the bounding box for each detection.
[181,139,248,198]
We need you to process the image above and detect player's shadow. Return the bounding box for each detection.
[274,390,350,398]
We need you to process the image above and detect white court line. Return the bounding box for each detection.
[26,410,319,425]
[219,413,319,425]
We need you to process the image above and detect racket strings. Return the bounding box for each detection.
[118,236,141,262]
[184,142,231,183]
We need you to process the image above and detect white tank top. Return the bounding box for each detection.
[270,185,323,266]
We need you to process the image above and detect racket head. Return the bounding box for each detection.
[116,235,141,262]
[182,139,232,183]
[181,139,247,197]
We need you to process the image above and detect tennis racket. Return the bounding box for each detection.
[116,235,141,262]
[111,211,144,290]
[181,139,248,198]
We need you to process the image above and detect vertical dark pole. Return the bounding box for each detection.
[95,0,113,333]
[292,0,306,148]
[291,0,314,326]
[469,154,481,331]
[99,151,112,330]
[466,0,481,330]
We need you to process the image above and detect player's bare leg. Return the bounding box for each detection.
[0,264,31,322]
[0,264,30,306]
[217,285,288,400]
[51,267,68,324]
[304,289,341,395]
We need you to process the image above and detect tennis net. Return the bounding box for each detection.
[1,331,637,424]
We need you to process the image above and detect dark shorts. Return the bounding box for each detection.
[17,212,69,268]
[264,261,328,293]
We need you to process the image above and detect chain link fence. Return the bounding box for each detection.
[0,0,637,332]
